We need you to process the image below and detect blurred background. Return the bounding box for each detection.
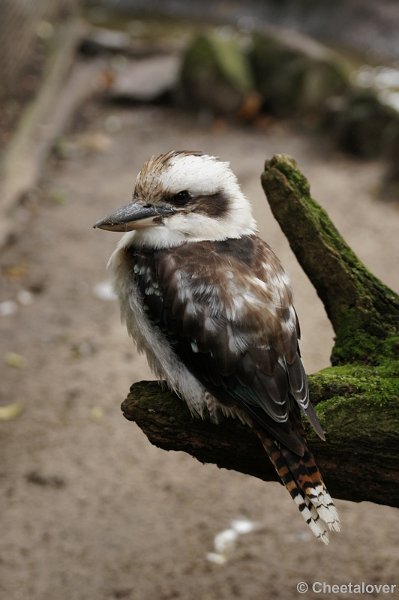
[0,1,398,599]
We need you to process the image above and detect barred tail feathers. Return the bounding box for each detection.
[257,431,341,544]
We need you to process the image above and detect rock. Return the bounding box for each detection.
[381,122,399,201]
[80,27,133,56]
[79,25,173,58]
[108,54,181,103]
[324,89,398,158]
[250,29,350,117]
[180,31,260,117]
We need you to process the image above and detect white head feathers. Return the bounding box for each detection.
[157,152,242,197]
[126,151,258,248]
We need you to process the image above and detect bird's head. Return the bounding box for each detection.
[94,151,257,247]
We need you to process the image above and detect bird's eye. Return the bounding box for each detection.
[171,190,192,206]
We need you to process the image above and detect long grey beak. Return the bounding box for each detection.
[93,200,176,232]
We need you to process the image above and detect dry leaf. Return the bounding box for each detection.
[0,402,25,421]
[4,352,26,368]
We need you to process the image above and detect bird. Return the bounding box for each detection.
[94,150,340,544]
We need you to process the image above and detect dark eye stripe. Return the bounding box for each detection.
[166,191,229,218]
[195,192,228,218]
[170,190,192,206]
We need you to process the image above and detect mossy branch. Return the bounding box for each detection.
[123,368,399,508]
[122,155,399,507]
[261,155,399,365]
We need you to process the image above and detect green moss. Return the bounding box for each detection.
[211,35,253,92]
[268,154,311,197]
[250,32,349,116]
[181,31,253,94]
[332,324,383,365]
[332,313,399,366]
[308,362,399,445]
[263,154,399,366]
[311,362,398,392]
[315,394,399,446]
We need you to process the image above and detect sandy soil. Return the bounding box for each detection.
[1,104,398,600]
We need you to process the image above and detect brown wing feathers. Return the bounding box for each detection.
[127,235,339,541]
[127,236,322,448]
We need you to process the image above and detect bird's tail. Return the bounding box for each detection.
[257,431,341,544]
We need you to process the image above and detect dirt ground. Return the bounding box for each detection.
[1,104,398,600]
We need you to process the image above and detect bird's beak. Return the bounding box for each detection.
[93,200,176,232]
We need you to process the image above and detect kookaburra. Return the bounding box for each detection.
[94,150,340,543]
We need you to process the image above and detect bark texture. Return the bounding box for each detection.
[261,155,399,366]
[122,154,399,508]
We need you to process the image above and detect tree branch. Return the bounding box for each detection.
[261,155,399,365]
[123,370,399,509]
[121,155,399,508]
